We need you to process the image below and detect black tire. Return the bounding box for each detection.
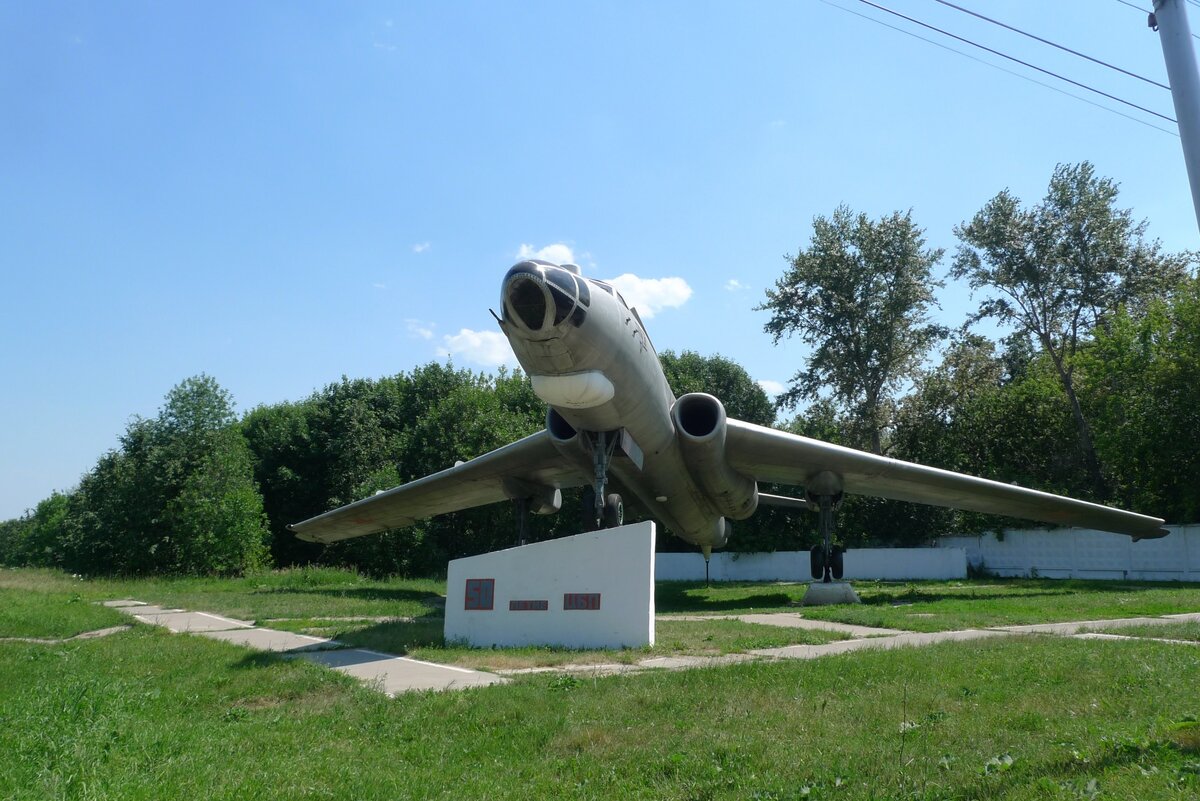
[581,487,599,532]
[602,494,624,528]
[831,545,845,580]
[810,545,826,580]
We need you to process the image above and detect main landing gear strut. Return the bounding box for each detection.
[806,471,845,583]
[581,430,623,532]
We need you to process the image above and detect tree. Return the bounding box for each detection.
[0,492,71,567]
[953,161,1191,499]
[62,375,269,575]
[760,206,945,454]
[891,337,1083,537]
[1076,276,1200,521]
[659,350,775,426]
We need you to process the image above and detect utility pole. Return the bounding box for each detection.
[1153,0,1200,234]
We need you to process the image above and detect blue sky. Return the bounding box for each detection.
[2,1,1196,520]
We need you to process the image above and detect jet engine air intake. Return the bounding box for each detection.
[546,408,578,443]
[672,393,759,520]
[545,408,592,466]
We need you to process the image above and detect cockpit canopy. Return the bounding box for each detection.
[502,260,590,332]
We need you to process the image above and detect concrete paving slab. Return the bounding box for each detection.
[200,627,338,653]
[120,605,184,616]
[101,600,146,608]
[736,613,900,637]
[638,654,757,670]
[998,617,1168,635]
[72,625,132,640]
[496,663,642,677]
[298,648,505,693]
[1163,612,1200,621]
[132,611,254,633]
[751,628,1012,660]
[1075,632,1200,646]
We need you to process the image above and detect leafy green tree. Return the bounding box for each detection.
[953,162,1191,499]
[659,350,775,427]
[1077,277,1200,522]
[247,364,567,576]
[0,492,72,567]
[891,338,1083,537]
[62,375,269,575]
[241,399,325,566]
[760,206,945,454]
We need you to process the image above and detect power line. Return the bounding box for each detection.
[932,0,1169,90]
[854,0,1177,123]
[819,0,1178,137]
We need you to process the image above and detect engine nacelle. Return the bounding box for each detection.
[671,393,758,520]
[501,476,562,515]
[546,407,578,444]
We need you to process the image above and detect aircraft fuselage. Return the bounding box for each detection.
[499,259,753,548]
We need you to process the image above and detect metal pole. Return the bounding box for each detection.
[1154,0,1200,234]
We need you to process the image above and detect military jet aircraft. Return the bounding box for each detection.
[291,259,1167,581]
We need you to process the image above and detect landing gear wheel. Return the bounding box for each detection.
[581,487,599,532]
[602,494,624,528]
[810,545,826,580]
[831,545,845,580]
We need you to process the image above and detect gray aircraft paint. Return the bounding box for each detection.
[290,260,1167,546]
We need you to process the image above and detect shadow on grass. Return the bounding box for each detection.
[655,583,795,613]
[228,619,447,672]
[340,619,446,654]
[656,578,1195,615]
[250,586,442,605]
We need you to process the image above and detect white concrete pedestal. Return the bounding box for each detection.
[445,521,656,649]
[802,581,861,606]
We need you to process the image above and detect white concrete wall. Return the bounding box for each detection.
[445,521,656,649]
[654,547,966,582]
[939,525,1200,581]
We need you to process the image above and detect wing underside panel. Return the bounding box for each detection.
[726,419,1166,539]
[289,430,587,544]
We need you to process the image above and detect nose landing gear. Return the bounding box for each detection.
[581,431,624,531]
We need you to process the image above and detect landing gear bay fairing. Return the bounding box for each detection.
[291,260,1167,581]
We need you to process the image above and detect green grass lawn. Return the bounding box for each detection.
[266,616,847,670]
[3,614,1199,799]
[0,586,126,639]
[5,569,1200,799]
[658,579,1200,632]
[1087,621,1200,642]
[0,566,445,622]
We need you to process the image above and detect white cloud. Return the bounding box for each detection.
[372,282,388,290]
[405,319,435,340]
[412,242,431,253]
[757,379,786,396]
[517,242,575,265]
[725,279,748,292]
[438,328,518,368]
[602,274,692,319]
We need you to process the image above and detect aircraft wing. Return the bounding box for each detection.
[725,419,1168,539]
[289,430,587,544]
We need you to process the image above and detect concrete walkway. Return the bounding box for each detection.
[662,613,899,638]
[102,601,1200,692]
[104,600,505,695]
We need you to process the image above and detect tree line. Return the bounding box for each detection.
[2,162,1195,576]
